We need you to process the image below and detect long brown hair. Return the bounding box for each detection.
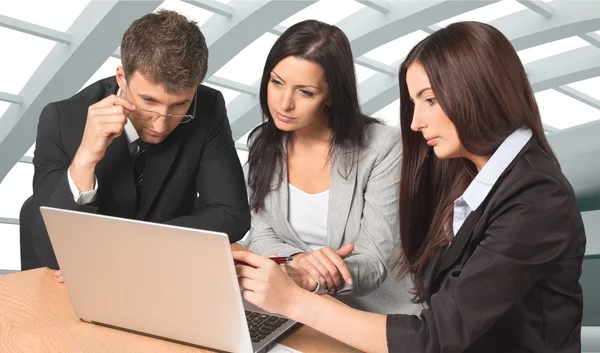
[397,21,558,303]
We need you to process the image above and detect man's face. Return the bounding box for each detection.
[116,67,196,144]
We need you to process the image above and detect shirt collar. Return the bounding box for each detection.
[117,88,139,145]
[460,128,533,211]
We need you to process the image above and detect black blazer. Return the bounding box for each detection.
[31,77,250,269]
[387,141,586,353]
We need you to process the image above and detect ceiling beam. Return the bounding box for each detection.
[423,24,442,34]
[0,92,23,105]
[355,56,396,76]
[183,0,234,18]
[555,85,600,111]
[356,0,390,14]
[580,32,600,49]
[0,217,19,225]
[204,77,258,96]
[0,14,72,44]
[517,0,554,18]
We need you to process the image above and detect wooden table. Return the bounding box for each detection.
[0,245,361,353]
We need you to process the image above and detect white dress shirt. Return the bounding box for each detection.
[67,88,140,205]
[452,128,533,236]
[288,184,329,251]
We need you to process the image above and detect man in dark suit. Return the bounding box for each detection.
[31,10,250,277]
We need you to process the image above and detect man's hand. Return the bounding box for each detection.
[71,95,135,192]
[291,243,354,294]
[54,270,64,283]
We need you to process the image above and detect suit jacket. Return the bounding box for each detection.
[387,141,586,353]
[248,123,422,315]
[32,76,251,269]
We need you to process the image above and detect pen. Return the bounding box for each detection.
[234,256,293,266]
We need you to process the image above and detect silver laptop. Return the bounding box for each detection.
[40,206,298,353]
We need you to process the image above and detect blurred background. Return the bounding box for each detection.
[0,0,598,349]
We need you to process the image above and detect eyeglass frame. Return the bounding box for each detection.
[126,83,197,124]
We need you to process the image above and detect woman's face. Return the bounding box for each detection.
[406,63,463,160]
[266,56,330,133]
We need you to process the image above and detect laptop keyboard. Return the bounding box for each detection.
[245,310,289,343]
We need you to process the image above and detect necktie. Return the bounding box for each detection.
[133,140,149,200]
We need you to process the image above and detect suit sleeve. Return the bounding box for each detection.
[338,128,403,296]
[32,103,99,269]
[386,172,575,352]
[165,91,250,243]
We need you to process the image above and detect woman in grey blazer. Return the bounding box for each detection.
[244,20,420,315]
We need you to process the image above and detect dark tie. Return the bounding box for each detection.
[133,140,149,200]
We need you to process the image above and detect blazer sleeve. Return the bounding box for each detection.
[386,172,576,353]
[32,103,99,269]
[338,128,403,296]
[165,91,250,243]
[247,206,307,257]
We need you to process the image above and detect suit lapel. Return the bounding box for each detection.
[96,134,137,218]
[273,152,312,250]
[432,206,484,286]
[136,135,181,220]
[327,148,357,250]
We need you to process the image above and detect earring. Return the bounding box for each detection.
[326,102,331,108]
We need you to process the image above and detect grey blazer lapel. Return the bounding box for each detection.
[272,154,312,252]
[327,149,358,250]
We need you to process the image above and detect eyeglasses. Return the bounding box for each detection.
[130,90,197,124]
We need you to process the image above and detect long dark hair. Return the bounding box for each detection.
[248,19,376,212]
[397,21,559,303]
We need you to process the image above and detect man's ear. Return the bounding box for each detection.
[116,65,127,92]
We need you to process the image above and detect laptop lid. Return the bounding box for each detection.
[40,206,254,353]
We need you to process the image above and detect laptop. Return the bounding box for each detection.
[39,206,298,353]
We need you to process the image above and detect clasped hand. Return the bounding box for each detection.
[289,243,354,294]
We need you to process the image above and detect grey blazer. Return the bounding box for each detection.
[247,123,422,315]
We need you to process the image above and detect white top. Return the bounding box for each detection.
[453,128,533,236]
[67,88,139,205]
[288,184,329,251]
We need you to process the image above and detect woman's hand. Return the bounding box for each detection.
[291,243,354,294]
[233,251,305,317]
[281,263,319,291]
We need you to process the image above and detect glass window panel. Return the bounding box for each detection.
[237,149,249,166]
[372,99,400,127]
[436,0,526,27]
[157,0,214,26]
[202,83,242,104]
[0,28,56,95]
[213,33,279,86]
[0,0,90,32]
[355,64,377,84]
[0,223,20,271]
[363,30,429,66]
[568,76,600,101]
[0,162,33,219]
[535,89,600,130]
[216,0,231,3]
[280,0,364,27]
[0,102,11,118]
[518,36,589,65]
[81,57,121,92]
[24,143,35,158]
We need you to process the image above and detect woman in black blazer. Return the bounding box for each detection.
[233,21,586,353]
